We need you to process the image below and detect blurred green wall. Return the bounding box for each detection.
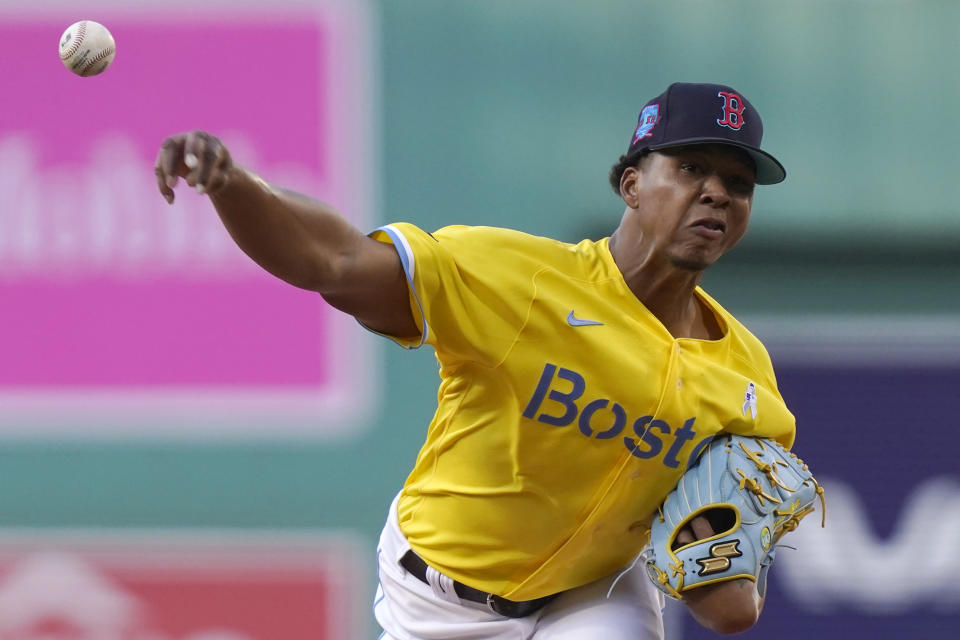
[380,0,960,314]
[1,3,957,637]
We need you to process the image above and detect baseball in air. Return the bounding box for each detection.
[59,20,116,77]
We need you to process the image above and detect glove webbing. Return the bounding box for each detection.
[738,439,827,531]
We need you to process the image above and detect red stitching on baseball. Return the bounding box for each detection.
[80,46,115,76]
[60,20,87,61]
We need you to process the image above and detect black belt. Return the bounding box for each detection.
[400,550,558,618]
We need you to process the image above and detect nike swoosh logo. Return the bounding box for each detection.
[567,310,604,327]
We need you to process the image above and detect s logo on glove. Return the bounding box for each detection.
[696,540,742,576]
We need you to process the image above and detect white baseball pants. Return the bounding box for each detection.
[373,495,665,640]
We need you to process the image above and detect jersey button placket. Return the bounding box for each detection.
[675,341,684,388]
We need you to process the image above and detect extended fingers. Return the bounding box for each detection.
[183,131,206,189]
[155,135,186,204]
[183,131,230,194]
[155,131,232,204]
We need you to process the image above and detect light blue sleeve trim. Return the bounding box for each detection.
[357,224,429,349]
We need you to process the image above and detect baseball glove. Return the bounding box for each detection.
[644,434,824,599]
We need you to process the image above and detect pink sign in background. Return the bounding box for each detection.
[0,6,377,434]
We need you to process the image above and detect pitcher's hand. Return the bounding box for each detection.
[155,131,235,204]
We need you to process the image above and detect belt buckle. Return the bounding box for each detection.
[485,592,499,616]
[487,593,529,618]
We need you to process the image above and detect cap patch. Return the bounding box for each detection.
[632,104,660,144]
[716,90,746,131]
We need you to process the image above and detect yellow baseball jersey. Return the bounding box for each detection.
[369,223,796,601]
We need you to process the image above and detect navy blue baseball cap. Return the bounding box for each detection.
[628,82,786,184]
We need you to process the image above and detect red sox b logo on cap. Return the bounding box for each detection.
[716,90,746,131]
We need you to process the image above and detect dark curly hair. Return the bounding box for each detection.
[607,149,647,195]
